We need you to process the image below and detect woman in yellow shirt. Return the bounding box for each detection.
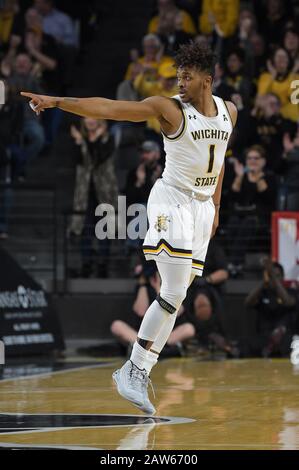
[199,0,239,38]
[257,48,299,122]
[133,61,178,134]
[125,33,173,81]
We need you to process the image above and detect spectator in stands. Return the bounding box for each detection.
[34,0,78,47]
[156,8,194,56]
[228,93,252,156]
[8,53,45,176]
[246,32,268,80]
[0,0,19,50]
[149,0,196,36]
[212,62,235,101]
[0,80,23,237]
[283,28,299,63]
[167,239,230,352]
[281,125,299,210]
[25,11,63,145]
[110,54,144,149]
[69,118,118,278]
[168,277,236,357]
[227,145,277,274]
[234,9,263,79]
[117,51,141,102]
[237,7,257,45]
[133,61,178,142]
[3,7,63,145]
[110,260,160,354]
[199,0,239,39]
[124,141,162,254]
[224,48,253,107]
[257,47,299,122]
[258,0,293,49]
[249,93,296,172]
[124,34,172,82]
[125,141,162,207]
[245,258,297,357]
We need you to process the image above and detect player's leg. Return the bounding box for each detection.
[130,261,192,371]
[112,261,192,414]
[144,272,196,370]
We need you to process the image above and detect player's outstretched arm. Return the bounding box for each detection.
[20,92,170,122]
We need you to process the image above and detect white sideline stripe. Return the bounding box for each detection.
[0,362,117,384]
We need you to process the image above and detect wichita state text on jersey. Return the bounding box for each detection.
[161,95,233,197]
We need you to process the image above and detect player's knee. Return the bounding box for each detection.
[158,286,188,313]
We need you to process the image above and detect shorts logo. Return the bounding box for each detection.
[154,214,170,233]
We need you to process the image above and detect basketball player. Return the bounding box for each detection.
[21,42,237,415]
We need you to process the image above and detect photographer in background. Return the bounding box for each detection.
[110,261,160,354]
[245,258,297,357]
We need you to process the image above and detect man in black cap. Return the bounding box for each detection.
[125,140,162,206]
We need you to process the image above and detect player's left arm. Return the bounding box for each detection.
[211,101,238,238]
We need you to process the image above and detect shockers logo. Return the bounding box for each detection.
[154,214,170,233]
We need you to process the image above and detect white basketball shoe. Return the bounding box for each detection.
[112,360,156,415]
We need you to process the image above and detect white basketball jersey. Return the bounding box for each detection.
[161,94,233,196]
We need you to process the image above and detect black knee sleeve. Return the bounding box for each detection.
[156,294,176,314]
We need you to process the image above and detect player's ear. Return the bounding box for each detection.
[204,75,212,88]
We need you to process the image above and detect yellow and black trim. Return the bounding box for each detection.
[143,238,192,260]
[192,258,205,271]
[222,99,234,130]
[161,98,187,141]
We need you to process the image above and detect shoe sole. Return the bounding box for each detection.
[112,371,156,415]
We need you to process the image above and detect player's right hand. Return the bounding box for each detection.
[20,92,57,115]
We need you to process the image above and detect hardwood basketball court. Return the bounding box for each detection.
[0,357,299,450]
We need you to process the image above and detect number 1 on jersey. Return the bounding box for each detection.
[207,144,215,173]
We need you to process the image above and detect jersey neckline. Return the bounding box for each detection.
[187,96,219,120]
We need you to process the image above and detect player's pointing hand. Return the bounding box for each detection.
[20,92,57,115]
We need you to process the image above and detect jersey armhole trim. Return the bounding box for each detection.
[222,99,234,131]
[161,98,187,141]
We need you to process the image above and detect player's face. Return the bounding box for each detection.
[177,67,211,103]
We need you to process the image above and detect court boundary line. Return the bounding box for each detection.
[0,361,118,384]
[0,413,195,436]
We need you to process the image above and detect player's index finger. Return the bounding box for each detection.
[20,92,34,98]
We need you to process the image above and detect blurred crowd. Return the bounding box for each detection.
[0,0,299,356]
[0,0,97,236]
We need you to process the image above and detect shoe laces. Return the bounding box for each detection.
[129,361,147,392]
[129,361,155,399]
[148,377,156,399]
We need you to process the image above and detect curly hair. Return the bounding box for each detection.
[174,41,217,77]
